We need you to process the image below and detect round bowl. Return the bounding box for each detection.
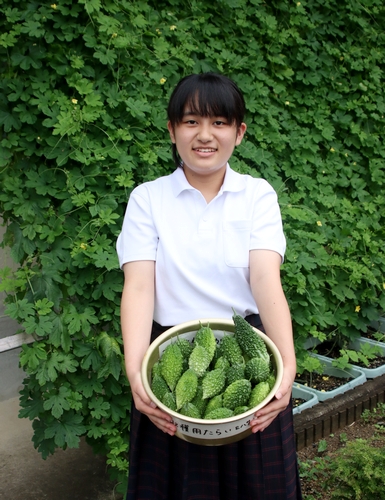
[141,318,283,446]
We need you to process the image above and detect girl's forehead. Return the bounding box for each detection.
[182,96,226,117]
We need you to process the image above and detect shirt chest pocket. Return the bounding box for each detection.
[223,220,252,268]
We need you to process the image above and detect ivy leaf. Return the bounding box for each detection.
[43,386,71,418]
[20,343,47,371]
[64,305,99,335]
[35,298,54,316]
[0,110,21,132]
[73,372,103,397]
[73,341,104,372]
[98,352,122,381]
[44,411,86,448]
[5,298,35,320]
[19,394,45,420]
[89,397,110,419]
[110,401,128,423]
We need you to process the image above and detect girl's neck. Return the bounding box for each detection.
[182,164,226,203]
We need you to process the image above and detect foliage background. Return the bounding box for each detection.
[1,0,384,491]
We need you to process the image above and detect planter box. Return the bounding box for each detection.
[305,354,367,401]
[292,384,319,415]
[303,336,385,379]
[348,337,385,379]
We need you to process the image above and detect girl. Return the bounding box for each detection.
[117,72,302,499]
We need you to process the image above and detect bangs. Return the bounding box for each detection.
[167,73,245,128]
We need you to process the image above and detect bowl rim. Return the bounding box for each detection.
[141,318,284,425]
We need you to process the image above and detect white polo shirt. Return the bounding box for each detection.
[116,165,286,326]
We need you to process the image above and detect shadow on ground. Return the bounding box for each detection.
[0,397,124,500]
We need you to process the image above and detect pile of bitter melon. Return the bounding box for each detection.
[150,311,276,420]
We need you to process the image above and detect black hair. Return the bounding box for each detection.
[167,72,246,167]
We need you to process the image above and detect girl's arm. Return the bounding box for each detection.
[248,249,297,432]
[121,261,176,435]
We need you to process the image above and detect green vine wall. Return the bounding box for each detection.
[1,0,384,491]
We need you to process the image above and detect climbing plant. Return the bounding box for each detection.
[1,0,384,492]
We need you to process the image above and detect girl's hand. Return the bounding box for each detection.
[250,372,294,433]
[130,372,177,435]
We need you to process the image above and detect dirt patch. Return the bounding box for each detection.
[298,406,385,499]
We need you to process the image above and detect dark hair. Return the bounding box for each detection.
[167,73,246,167]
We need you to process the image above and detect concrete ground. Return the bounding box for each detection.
[0,397,123,500]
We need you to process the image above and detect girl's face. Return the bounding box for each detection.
[168,110,246,178]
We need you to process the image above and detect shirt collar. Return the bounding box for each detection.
[171,163,247,197]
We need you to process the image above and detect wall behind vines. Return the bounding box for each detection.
[1,0,384,491]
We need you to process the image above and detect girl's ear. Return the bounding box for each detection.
[235,122,247,146]
[167,121,176,144]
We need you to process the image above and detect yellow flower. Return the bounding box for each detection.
[355,305,361,313]
[51,4,57,9]
[297,1,301,5]
[170,25,177,30]
[160,78,167,85]
[80,243,87,250]
[285,101,290,105]
[317,221,322,227]
[383,283,385,290]
[322,376,329,381]
[71,98,78,104]
[330,147,335,152]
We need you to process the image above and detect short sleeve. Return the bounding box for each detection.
[116,188,159,268]
[249,180,286,261]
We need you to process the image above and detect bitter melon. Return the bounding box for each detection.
[189,344,211,377]
[175,369,198,410]
[223,379,251,410]
[226,363,245,385]
[245,357,271,384]
[205,407,234,420]
[160,343,184,391]
[161,391,177,411]
[232,310,270,363]
[180,402,201,419]
[202,368,226,400]
[194,324,217,362]
[248,381,271,408]
[151,374,169,401]
[190,384,207,418]
[204,394,223,417]
[220,334,244,365]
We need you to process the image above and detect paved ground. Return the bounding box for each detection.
[0,397,123,500]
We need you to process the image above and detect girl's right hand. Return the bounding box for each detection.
[129,372,177,435]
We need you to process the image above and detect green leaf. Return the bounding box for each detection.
[43,386,71,418]
[89,397,110,419]
[20,343,47,371]
[44,411,86,448]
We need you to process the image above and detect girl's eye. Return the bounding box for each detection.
[185,120,197,125]
[214,120,226,126]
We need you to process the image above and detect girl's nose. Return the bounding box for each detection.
[196,123,213,142]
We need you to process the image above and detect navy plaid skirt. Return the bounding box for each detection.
[126,317,302,500]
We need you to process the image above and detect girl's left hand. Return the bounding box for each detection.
[250,375,293,433]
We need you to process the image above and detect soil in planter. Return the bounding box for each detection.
[295,371,353,392]
[314,340,385,370]
[292,397,306,409]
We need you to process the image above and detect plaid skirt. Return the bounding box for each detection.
[126,317,302,500]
